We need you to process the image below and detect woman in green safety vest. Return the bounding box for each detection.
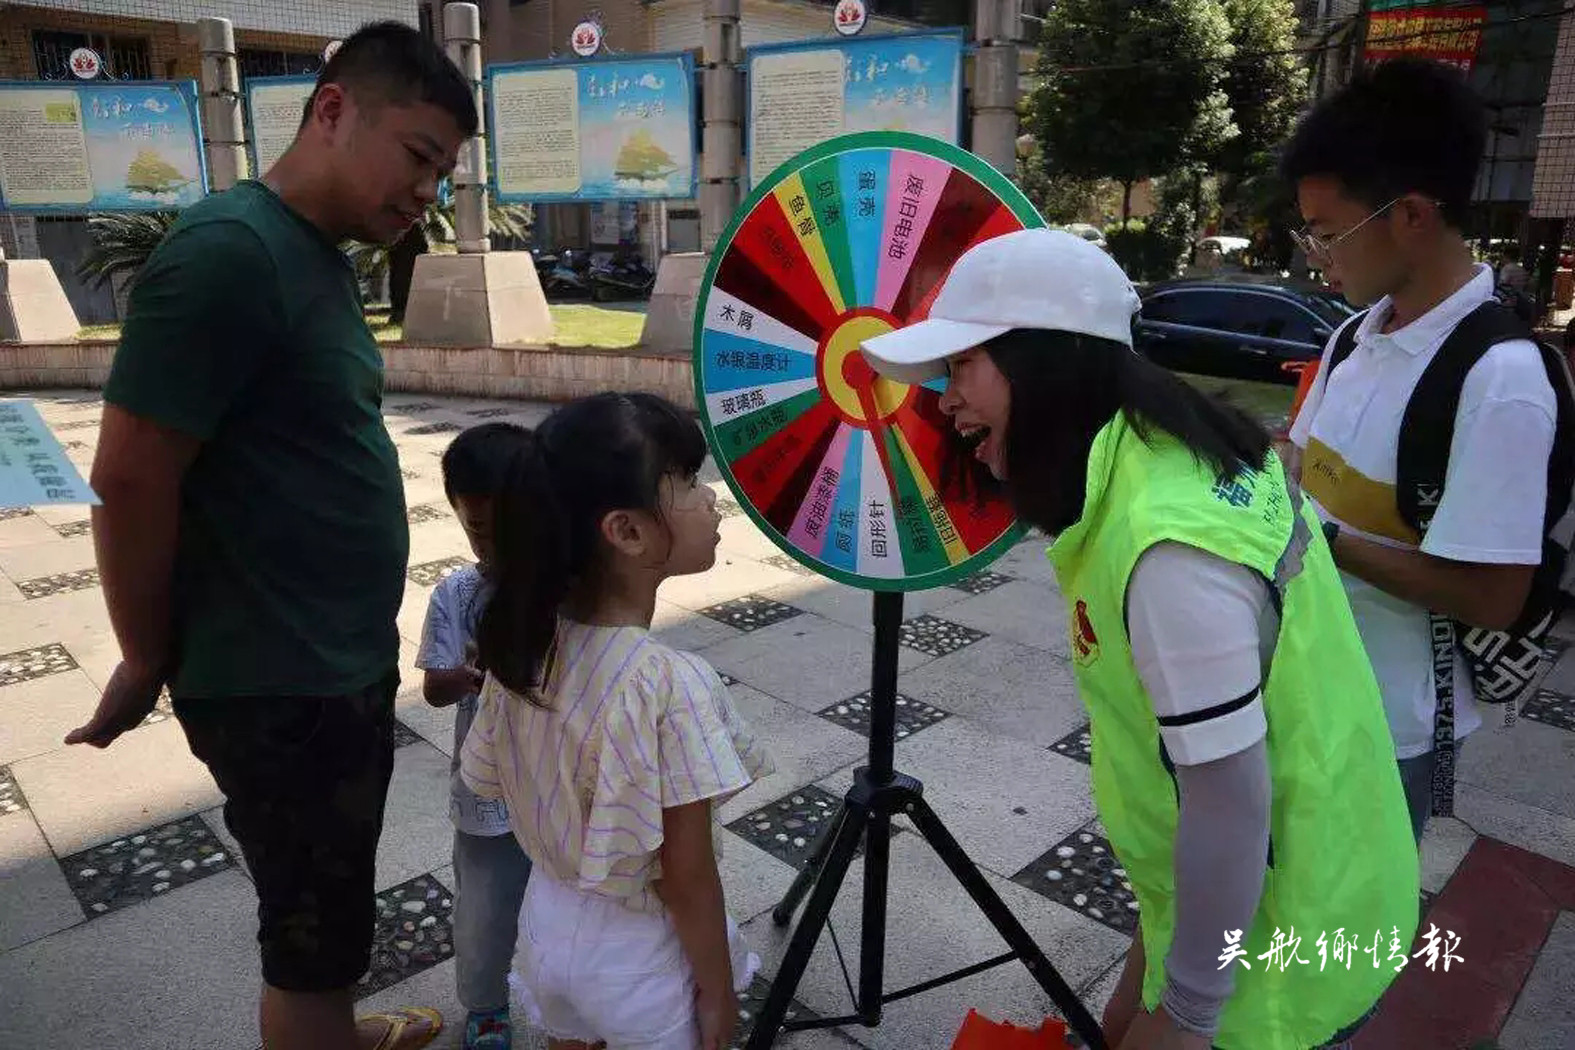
[859,228,1419,1050]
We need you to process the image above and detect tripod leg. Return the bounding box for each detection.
[745,801,870,1050]
[857,806,890,1022]
[773,802,851,927]
[905,798,1110,1050]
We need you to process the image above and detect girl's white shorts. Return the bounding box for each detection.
[509,870,761,1049]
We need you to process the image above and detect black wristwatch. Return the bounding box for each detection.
[1322,518,1340,548]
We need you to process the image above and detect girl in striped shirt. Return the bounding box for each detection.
[460,392,773,1050]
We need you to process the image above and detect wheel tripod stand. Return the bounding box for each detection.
[742,590,1109,1050]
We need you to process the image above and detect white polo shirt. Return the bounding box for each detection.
[1289,264,1556,759]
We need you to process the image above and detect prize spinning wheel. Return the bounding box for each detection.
[694,132,1044,591]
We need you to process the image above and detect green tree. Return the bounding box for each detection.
[1216,0,1307,178]
[1028,0,1237,225]
[1017,141,1120,225]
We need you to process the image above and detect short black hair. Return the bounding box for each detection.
[1279,57,1486,227]
[302,20,477,136]
[442,422,533,501]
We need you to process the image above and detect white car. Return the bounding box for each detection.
[1061,223,1107,249]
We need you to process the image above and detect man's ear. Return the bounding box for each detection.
[309,82,349,134]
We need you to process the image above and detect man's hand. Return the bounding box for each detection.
[1116,1007,1211,1050]
[65,661,162,749]
[696,985,739,1050]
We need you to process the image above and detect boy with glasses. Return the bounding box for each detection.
[1283,58,1557,842]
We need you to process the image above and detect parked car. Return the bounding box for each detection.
[1062,223,1107,250]
[1134,276,1356,385]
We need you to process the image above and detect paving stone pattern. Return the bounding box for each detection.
[1050,725,1094,766]
[701,595,803,632]
[950,570,1014,596]
[406,503,448,525]
[1521,690,1575,733]
[60,815,235,919]
[0,765,26,815]
[356,873,455,997]
[898,615,986,658]
[1013,827,1140,936]
[408,557,471,587]
[763,553,816,577]
[725,785,849,871]
[406,421,462,436]
[0,643,78,687]
[817,690,949,741]
[18,569,100,600]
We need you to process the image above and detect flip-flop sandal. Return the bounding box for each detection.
[360,1006,444,1050]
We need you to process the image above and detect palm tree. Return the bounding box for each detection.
[346,198,535,289]
[76,198,534,295]
[73,211,179,291]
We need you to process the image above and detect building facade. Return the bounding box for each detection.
[0,0,418,323]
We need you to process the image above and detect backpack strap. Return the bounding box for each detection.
[1396,300,1575,627]
[1396,302,1534,535]
[1325,309,1367,376]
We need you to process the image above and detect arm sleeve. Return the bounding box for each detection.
[1160,739,1272,1039]
[653,656,760,809]
[1126,542,1270,765]
[415,578,465,670]
[458,687,504,799]
[104,220,284,440]
[1421,341,1557,565]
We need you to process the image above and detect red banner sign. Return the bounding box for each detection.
[1364,5,1488,73]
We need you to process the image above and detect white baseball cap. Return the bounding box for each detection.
[859,228,1142,385]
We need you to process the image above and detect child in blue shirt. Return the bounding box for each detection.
[417,422,534,1050]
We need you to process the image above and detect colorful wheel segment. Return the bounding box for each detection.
[694,132,1045,591]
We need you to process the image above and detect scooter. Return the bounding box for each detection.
[588,249,656,301]
[543,247,592,298]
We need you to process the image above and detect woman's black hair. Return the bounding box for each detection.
[477,392,708,700]
[441,422,533,501]
[985,329,1272,534]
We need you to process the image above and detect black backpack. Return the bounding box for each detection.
[1325,301,1575,815]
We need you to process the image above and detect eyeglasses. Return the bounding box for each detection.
[1291,197,1407,263]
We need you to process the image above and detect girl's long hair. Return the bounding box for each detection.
[477,392,707,701]
[986,329,1272,534]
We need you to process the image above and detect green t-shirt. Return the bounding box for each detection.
[105,180,408,698]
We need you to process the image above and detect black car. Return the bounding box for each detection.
[1134,277,1356,385]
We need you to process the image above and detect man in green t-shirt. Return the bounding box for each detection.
[66,22,474,1050]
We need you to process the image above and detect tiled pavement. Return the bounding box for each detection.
[2,390,1574,1049]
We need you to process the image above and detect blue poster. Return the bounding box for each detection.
[245,74,317,178]
[0,401,98,509]
[487,52,697,203]
[0,80,207,213]
[744,30,965,189]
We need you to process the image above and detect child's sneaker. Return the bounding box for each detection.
[463,1008,511,1050]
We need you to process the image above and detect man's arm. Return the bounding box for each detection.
[67,218,281,748]
[67,409,199,746]
[1327,535,1532,632]
[92,407,200,676]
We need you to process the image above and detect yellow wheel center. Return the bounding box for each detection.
[818,312,909,426]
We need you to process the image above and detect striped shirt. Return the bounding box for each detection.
[460,620,773,915]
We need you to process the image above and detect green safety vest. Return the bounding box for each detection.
[1045,414,1419,1050]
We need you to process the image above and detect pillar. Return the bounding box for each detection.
[700,0,743,252]
[971,0,1021,178]
[197,17,246,190]
[445,2,489,253]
